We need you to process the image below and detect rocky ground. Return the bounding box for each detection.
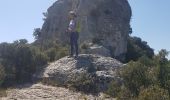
[1,54,122,100]
[1,83,115,100]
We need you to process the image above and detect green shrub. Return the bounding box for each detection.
[125,36,154,63]
[69,73,99,94]
[107,50,170,99]
[165,80,170,95]
[121,61,150,96]
[45,48,58,62]
[56,47,68,59]
[156,57,170,95]
[0,64,6,86]
[32,49,49,70]
[138,85,169,100]
[117,87,135,100]
[0,41,49,84]
[138,56,160,85]
[106,80,121,97]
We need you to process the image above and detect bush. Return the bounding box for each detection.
[106,80,121,97]
[105,50,170,99]
[32,48,49,70]
[69,73,99,94]
[45,48,58,62]
[117,87,135,100]
[121,61,150,96]
[138,85,169,100]
[56,47,69,59]
[125,36,154,62]
[0,64,6,86]
[0,41,49,84]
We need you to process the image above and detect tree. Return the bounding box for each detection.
[42,12,48,21]
[0,42,49,84]
[14,39,28,45]
[19,39,28,44]
[33,28,41,40]
[157,49,169,62]
[125,36,154,62]
[129,27,133,35]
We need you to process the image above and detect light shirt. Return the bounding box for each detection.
[68,19,76,32]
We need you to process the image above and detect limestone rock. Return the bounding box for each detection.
[40,54,123,93]
[3,83,115,100]
[39,0,132,59]
[81,43,111,57]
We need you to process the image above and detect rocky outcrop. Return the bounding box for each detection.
[81,44,112,57]
[39,54,123,93]
[2,83,115,100]
[40,0,132,59]
[2,54,122,100]
[2,54,123,99]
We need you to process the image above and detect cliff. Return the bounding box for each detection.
[39,0,132,60]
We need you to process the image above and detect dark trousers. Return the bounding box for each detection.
[70,32,79,56]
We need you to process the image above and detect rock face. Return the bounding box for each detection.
[40,54,123,93]
[84,44,112,57]
[40,0,132,59]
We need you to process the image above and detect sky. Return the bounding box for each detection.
[128,0,170,56]
[0,0,170,57]
[0,0,56,43]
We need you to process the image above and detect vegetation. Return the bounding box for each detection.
[0,25,169,100]
[0,40,49,85]
[69,73,99,94]
[0,36,70,87]
[138,85,169,100]
[33,28,41,40]
[107,49,170,100]
[125,36,154,62]
[106,80,121,97]
[0,64,6,86]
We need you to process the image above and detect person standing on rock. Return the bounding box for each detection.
[67,11,80,58]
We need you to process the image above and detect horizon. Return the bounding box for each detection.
[0,0,169,58]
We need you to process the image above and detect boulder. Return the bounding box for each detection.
[39,0,132,59]
[40,54,123,93]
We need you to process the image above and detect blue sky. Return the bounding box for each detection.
[0,0,170,57]
[129,0,170,55]
[0,0,56,43]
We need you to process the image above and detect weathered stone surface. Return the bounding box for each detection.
[40,54,123,93]
[40,0,132,59]
[2,83,115,100]
[81,43,111,57]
